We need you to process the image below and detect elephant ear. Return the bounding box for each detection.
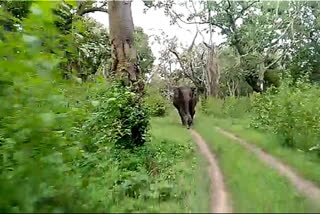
[173,87,179,92]
[173,87,180,98]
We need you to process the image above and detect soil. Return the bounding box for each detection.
[190,129,233,213]
[217,127,320,203]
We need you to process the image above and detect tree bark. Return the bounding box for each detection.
[108,0,143,93]
[206,46,220,97]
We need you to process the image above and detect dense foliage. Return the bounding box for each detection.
[0,2,84,212]
[251,76,320,152]
[200,96,251,119]
[201,76,320,155]
[82,80,150,148]
[150,1,320,97]
[0,2,197,212]
[145,86,168,117]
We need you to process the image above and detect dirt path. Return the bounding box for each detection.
[217,127,320,203]
[190,129,232,213]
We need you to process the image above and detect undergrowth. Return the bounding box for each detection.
[202,75,320,155]
[195,119,318,213]
[0,3,204,212]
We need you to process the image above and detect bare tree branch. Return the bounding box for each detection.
[235,1,259,20]
[78,7,108,16]
[187,31,198,52]
[170,10,209,25]
[170,6,227,32]
[265,51,286,70]
[190,0,208,42]
[189,61,204,86]
[200,50,206,61]
[226,0,232,11]
[169,48,204,88]
[203,41,211,49]
[263,14,297,49]
[77,1,108,16]
[168,49,186,72]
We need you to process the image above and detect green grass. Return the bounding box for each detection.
[150,110,211,213]
[194,115,319,213]
[210,117,320,187]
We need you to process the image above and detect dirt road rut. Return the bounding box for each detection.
[217,127,320,203]
[190,129,232,213]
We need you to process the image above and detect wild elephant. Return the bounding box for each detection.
[173,87,197,129]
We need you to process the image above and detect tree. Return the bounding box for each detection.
[0,1,32,32]
[106,0,149,147]
[76,1,108,16]
[286,1,320,82]
[154,0,307,93]
[203,41,220,97]
[69,18,111,82]
[108,0,143,93]
[53,1,154,83]
[155,31,221,98]
[155,33,205,96]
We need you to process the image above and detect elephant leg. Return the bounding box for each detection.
[174,103,184,125]
[189,101,195,122]
[190,107,195,120]
[178,109,186,126]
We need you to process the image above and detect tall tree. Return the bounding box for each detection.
[155,0,303,92]
[108,0,143,93]
[107,0,149,147]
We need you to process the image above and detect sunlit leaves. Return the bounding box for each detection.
[251,76,320,150]
[82,80,150,148]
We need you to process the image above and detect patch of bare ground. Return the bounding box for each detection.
[190,129,232,213]
[217,127,320,204]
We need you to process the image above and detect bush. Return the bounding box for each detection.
[82,80,150,149]
[0,3,101,212]
[0,2,198,213]
[145,86,168,117]
[0,3,145,211]
[251,75,320,151]
[202,96,252,118]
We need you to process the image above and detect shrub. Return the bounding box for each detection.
[222,96,252,118]
[251,75,320,151]
[202,96,252,118]
[0,3,101,212]
[0,3,149,211]
[145,86,168,117]
[82,80,150,149]
[0,2,197,213]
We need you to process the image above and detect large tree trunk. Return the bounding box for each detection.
[107,1,148,148]
[203,9,220,98]
[206,46,220,97]
[108,0,143,93]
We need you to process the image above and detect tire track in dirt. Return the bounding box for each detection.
[190,129,232,213]
[217,127,320,203]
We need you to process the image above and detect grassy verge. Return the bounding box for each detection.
[144,112,210,212]
[63,84,211,213]
[0,80,210,213]
[209,116,320,187]
[150,110,211,213]
[194,115,319,213]
[81,111,210,213]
